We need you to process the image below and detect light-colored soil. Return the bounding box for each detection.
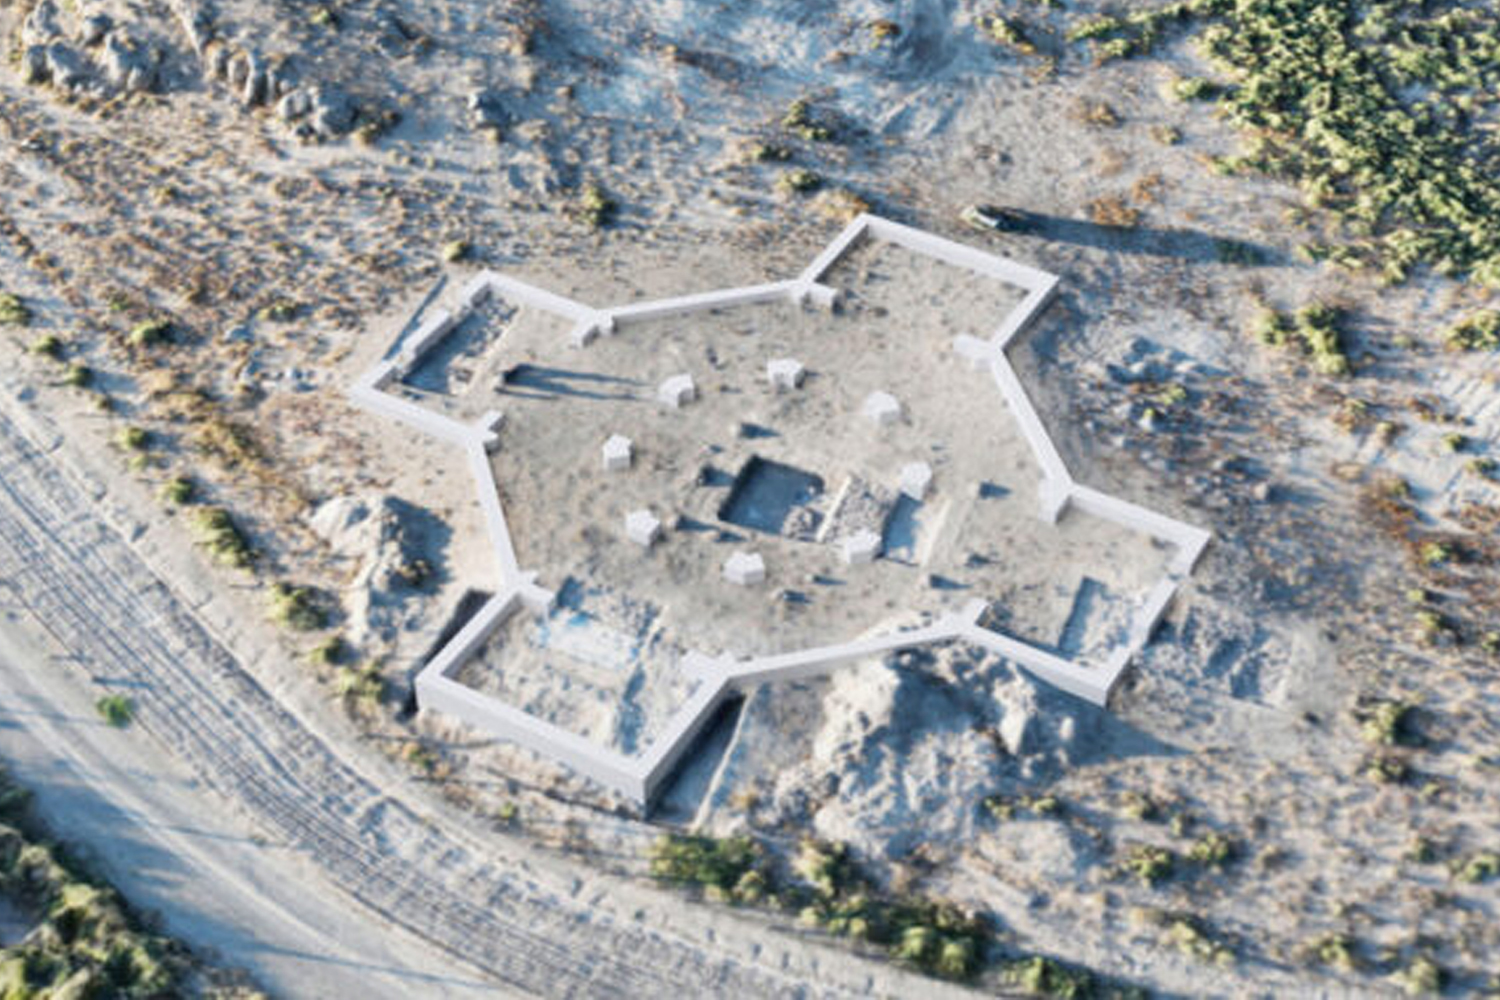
[0,0,1496,993]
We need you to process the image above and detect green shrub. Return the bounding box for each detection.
[159,476,194,505]
[63,364,92,388]
[1359,700,1420,746]
[1171,76,1220,100]
[1453,851,1499,884]
[782,99,832,141]
[257,300,298,323]
[778,168,822,195]
[1393,954,1444,995]
[0,293,30,326]
[1308,932,1357,970]
[745,142,791,163]
[192,507,254,568]
[575,183,615,229]
[334,665,383,703]
[1363,753,1409,785]
[1001,955,1095,997]
[1187,830,1237,870]
[442,240,470,263]
[29,333,63,358]
[95,695,133,727]
[127,320,170,347]
[1163,914,1235,966]
[115,426,149,452]
[268,582,327,632]
[648,833,765,900]
[1443,311,1500,351]
[1118,844,1174,886]
[311,634,349,666]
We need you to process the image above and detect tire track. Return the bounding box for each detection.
[0,407,799,998]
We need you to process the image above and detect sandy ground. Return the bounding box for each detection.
[0,606,511,999]
[0,0,1497,993]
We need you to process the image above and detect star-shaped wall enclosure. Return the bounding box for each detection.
[349,214,1210,806]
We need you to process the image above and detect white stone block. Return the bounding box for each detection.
[659,373,697,408]
[841,529,881,565]
[954,335,993,370]
[625,509,661,548]
[863,391,902,426]
[602,434,633,472]
[767,358,805,392]
[723,551,765,586]
[899,461,933,501]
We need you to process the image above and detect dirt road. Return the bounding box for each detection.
[0,393,975,998]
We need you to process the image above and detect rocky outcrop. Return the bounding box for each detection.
[18,0,159,95]
[308,496,442,649]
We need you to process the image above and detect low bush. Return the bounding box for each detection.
[268,582,327,632]
[574,184,615,229]
[777,168,822,195]
[1442,310,1499,352]
[159,476,194,505]
[192,507,255,569]
[28,333,62,358]
[0,293,30,326]
[115,426,149,452]
[95,695,133,727]
[127,319,171,347]
[1117,844,1174,886]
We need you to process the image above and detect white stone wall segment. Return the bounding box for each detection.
[348,214,1210,806]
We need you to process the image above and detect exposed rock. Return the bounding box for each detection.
[22,0,63,47]
[99,34,157,92]
[467,89,509,131]
[44,43,92,91]
[20,46,49,86]
[308,496,443,649]
[307,86,355,136]
[276,88,312,121]
[78,13,112,47]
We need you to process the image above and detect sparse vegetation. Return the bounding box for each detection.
[257,300,298,323]
[1453,851,1498,884]
[1117,844,1174,886]
[116,425,149,452]
[1443,310,1500,352]
[159,475,195,505]
[0,292,31,326]
[1249,303,1349,375]
[1064,0,1500,286]
[574,183,616,229]
[782,99,833,142]
[268,582,327,632]
[192,507,255,569]
[334,664,384,704]
[28,333,62,358]
[1392,954,1445,996]
[0,763,230,997]
[983,793,1062,822]
[1086,195,1140,228]
[777,167,822,195]
[127,319,171,347]
[1186,830,1237,870]
[95,694,134,727]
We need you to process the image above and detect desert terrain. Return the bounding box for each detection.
[0,0,1497,995]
